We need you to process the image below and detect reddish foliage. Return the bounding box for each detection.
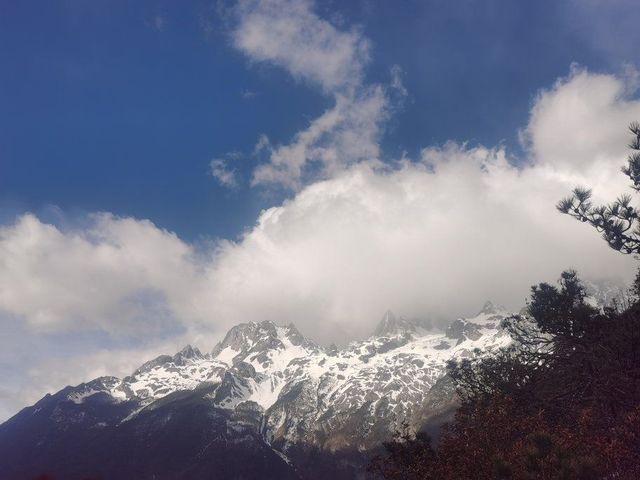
[374,397,640,479]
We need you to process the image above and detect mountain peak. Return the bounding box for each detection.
[373,310,418,337]
[211,319,317,362]
[477,301,507,316]
[131,354,173,376]
[479,301,496,314]
[129,344,204,376]
[282,322,307,346]
[174,344,202,362]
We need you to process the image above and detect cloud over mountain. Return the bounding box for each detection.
[1,68,638,345]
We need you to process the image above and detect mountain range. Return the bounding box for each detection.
[0,302,540,479]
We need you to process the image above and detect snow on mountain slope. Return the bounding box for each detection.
[64,321,321,411]
[262,301,513,449]
[52,301,515,450]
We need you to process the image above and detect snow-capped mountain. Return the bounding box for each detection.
[56,302,511,447]
[0,302,514,479]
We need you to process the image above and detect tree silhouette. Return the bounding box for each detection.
[557,122,640,253]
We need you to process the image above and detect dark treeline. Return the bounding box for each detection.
[371,124,640,479]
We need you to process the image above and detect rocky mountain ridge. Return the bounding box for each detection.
[0,303,517,479]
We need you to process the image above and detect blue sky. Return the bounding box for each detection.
[1,0,640,420]
[2,0,638,241]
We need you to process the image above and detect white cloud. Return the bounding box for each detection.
[232,0,369,93]
[252,86,388,189]
[203,137,637,343]
[210,157,239,188]
[232,0,386,189]
[390,64,408,98]
[523,65,640,176]
[0,214,200,335]
[241,89,258,99]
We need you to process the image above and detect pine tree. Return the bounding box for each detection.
[557,122,640,253]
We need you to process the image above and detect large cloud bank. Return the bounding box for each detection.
[2,67,639,344]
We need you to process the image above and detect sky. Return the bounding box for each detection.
[1,0,640,420]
